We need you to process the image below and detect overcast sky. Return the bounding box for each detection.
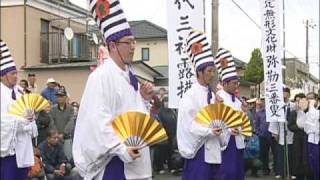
[71,0,319,78]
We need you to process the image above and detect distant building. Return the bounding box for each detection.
[1,1,254,100]
[285,58,319,93]
[1,1,164,101]
[1,0,96,101]
[257,58,319,97]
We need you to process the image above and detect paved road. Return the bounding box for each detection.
[153,172,274,180]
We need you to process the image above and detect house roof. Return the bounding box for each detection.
[234,57,246,69]
[132,60,164,78]
[153,65,168,79]
[47,0,88,15]
[309,74,319,82]
[129,20,167,40]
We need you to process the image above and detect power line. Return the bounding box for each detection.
[230,0,299,58]
[231,0,261,29]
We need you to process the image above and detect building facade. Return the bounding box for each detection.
[1,0,253,101]
[285,58,319,93]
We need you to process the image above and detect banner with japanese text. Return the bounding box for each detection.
[167,0,206,108]
[260,0,285,122]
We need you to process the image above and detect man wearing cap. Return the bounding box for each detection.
[41,78,58,105]
[214,48,245,180]
[177,30,225,180]
[50,87,75,161]
[1,40,38,180]
[73,0,154,179]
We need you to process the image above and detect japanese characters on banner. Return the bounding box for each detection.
[167,0,205,108]
[260,0,285,122]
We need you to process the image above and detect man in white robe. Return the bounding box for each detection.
[304,93,320,180]
[1,40,38,180]
[214,48,245,180]
[177,30,224,180]
[268,87,295,179]
[72,1,153,180]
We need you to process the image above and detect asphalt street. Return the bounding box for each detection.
[153,172,274,180]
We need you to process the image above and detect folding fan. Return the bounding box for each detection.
[112,111,168,148]
[238,111,253,137]
[8,93,50,117]
[196,103,243,129]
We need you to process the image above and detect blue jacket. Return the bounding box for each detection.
[244,135,260,160]
[254,108,272,139]
[38,140,68,174]
[41,87,58,105]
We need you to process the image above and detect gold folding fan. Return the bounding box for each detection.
[8,93,50,117]
[112,111,168,147]
[196,103,243,129]
[238,111,253,137]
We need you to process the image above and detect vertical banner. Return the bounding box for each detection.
[167,0,205,108]
[260,0,285,122]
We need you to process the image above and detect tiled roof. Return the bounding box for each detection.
[234,57,246,68]
[47,0,88,15]
[129,20,167,39]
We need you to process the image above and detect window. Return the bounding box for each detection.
[40,19,49,63]
[141,48,149,61]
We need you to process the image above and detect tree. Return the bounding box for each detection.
[244,48,264,84]
[244,49,264,97]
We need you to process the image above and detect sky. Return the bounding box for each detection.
[71,0,319,79]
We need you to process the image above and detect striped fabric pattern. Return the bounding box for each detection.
[89,0,132,44]
[186,30,214,71]
[214,48,238,82]
[0,40,16,76]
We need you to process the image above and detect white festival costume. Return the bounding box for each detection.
[72,59,152,180]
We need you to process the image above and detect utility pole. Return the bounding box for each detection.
[211,0,219,88]
[304,19,317,91]
[282,0,291,179]
[212,0,219,55]
[282,0,286,84]
[306,20,309,65]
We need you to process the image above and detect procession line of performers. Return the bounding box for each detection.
[1,0,319,180]
[177,31,246,180]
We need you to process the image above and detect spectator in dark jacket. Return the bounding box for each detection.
[254,97,277,175]
[50,88,74,161]
[154,96,178,174]
[38,130,73,180]
[70,101,80,139]
[36,105,53,145]
[288,93,313,180]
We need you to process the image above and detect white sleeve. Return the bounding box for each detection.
[182,98,211,138]
[0,115,17,157]
[190,120,212,137]
[73,71,133,172]
[305,107,320,134]
[15,117,37,136]
[268,122,279,135]
[218,132,227,147]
